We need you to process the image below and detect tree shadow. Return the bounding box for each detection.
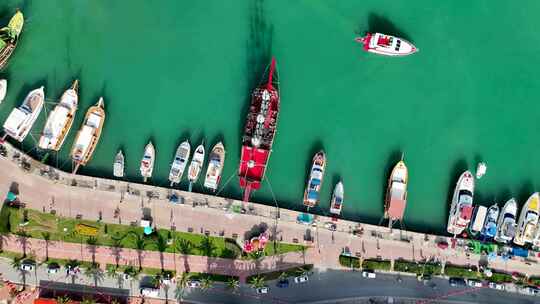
[244,222,268,240]
[367,13,411,41]
[9,181,19,195]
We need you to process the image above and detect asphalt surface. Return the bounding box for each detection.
[1,260,539,304]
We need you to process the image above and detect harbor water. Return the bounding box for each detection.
[2,0,540,234]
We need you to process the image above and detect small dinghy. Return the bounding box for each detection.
[140,141,155,182]
[329,181,344,216]
[355,32,418,57]
[187,143,205,191]
[0,79,6,103]
[169,140,191,186]
[113,150,124,178]
[476,162,487,179]
[204,142,226,192]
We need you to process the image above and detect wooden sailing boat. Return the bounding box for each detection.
[70,98,105,174]
[0,10,24,70]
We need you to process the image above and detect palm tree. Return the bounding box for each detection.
[200,277,213,291]
[81,298,97,304]
[11,256,27,290]
[86,236,98,264]
[15,229,30,258]
[199,236,216,257]
[84,263,104,287]
[174,272,192,303]
[175,238,192,273]
[123,265,139,291]
[41,232,51,261]
[56,296,71,304]
[249,275,266,289]
[127,232,146,270]
[225,277,240,293]
[110,237,123,268]
[149,233,168,271]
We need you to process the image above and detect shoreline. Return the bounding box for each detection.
[1,141,540,278]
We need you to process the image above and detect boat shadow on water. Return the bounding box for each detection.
[517,181,534,208]
[365,13,412,42]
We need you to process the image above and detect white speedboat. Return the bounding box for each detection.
[113,150,124,178]
[514,192,540,246]
[355,32,418,57]
[140,141,155,182]
[447,171,474,236]
[303,151,326,208]
[329,181,344,216]
[480,204,499,239]
[384,159,408,224]
[468,205,487,238]
[494,198,517,243]
[476,162,487,179]
[187,143,205,191]
[204,142,226,192]
[3,86,44,142]
[38,80,79,151]
[169,140,191,186]
[0,79,7,103]
[71,98,105,173]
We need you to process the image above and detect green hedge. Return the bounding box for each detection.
[529,277,540,285]
[488,272,513,283]
[189,272,239,282]
[0,205,11,233]
[246,264,313,282]
[394,260,442,275]
[444,264,480,279]
[362,259,391,271]
[339,255,360,268]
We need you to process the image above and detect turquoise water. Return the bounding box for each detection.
[2,0,540,234]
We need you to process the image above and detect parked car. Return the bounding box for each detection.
[140,287,159,297]
[47,263,60,274]
[256,287,269,294]
[20,263,34,272]
[186,280,201,288]
[276,279,289,288]
[448,277,466,287]
[467,279,483,288]
[362,270,376,279]
[488,282,505,290]
[520,286,540,296]
[294,275,309,283]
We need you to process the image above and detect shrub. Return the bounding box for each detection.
[362,259,391,271]
[488,272,513,283]
[394,260,442,275]
[444,264,480,279]
[339,255,360,268]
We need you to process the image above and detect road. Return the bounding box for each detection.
[2,260,538,304]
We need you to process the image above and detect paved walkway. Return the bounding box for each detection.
[1,142,540,280]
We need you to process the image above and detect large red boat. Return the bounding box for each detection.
[238,58,279,202]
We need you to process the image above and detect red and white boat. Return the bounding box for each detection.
[447,171,474,236]
[238,58,279,202]
[355,33,418,57]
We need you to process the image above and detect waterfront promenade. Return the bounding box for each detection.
[1,142,540,279]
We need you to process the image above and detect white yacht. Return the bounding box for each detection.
[204,142,226,191]
[514,192,540,246]
[447,171,474,236]
[329,181,344,216]
[140,141,155,182]
[113,150,124,178]
[494,198,517,243]
[3,86,44,142]
[169,140,190,186]
[187,143,205,191]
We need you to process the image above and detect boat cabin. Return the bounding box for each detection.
[469,205,487,234]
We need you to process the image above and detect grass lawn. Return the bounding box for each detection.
[1,206,304,259]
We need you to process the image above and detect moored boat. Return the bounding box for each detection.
[480,204,499,239]
[2,86,45,142]
[38,80,79,151]
[0,79,6,103]
[204,141,226,192]
[70,98,105,173]
[187,143,205,191]
[468,205,487,238]
[447,171,474,236]
[476,162,487,179]
[0,10,24,70]
[329,181,344,216]
[238,58,279,202]
[113,150,124,178]
[303,151,326,208]
[355,32,417,57]
[384,159,408,225]
[514,192,540,246]
[169,140,190,186]
[494,198,517,243]
[140,141,155,182]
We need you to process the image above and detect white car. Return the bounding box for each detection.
[20,263,34,272]
[140,287,159,297]
[256,287,269,294]
[294,275,309,283]
[467,279,483,288]
[186,280,201,288]
[362,270,376,279]
[488,282,505,290]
